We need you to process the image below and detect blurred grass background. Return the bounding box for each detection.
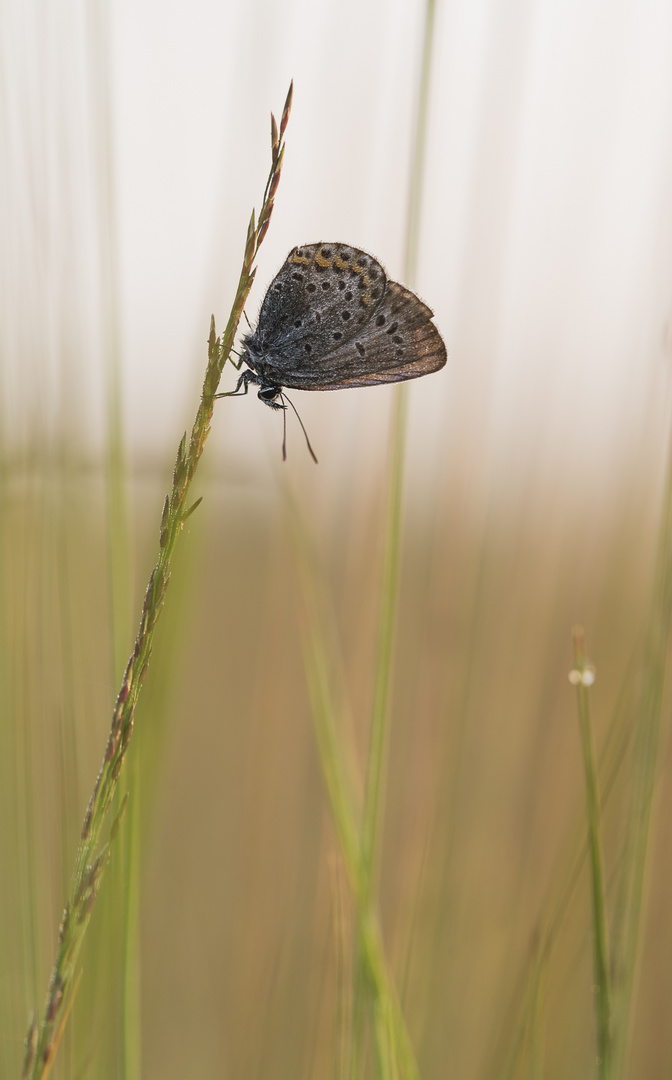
[3,1,672,1078]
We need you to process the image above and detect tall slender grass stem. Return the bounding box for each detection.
[610,418,672,1079]
[22,81,294,1080]
[570,627,611,1078]
[285,486,419,1080]
[403,0,438,287]
[361,387,408,898]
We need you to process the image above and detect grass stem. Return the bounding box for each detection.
[610,418,672,1079]
[22,81,294,1080]
[570,626,611,1078]
[361,387,407,901]
[286,485,419,1080]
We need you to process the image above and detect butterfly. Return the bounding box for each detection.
[217,243,447,460]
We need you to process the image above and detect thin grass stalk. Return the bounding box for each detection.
[495,636,628,1080]
[359,910,419,1080]
[354,1,439,1074]
[332,854,352,1080]
[357,390,412,1078]
[349,956,367,1080]
[120,760,142,1080]
[301,621,363,887]
[360,0,437,911]
[372,992,395,1080]
[610,419,672,1079]
[489,637,645,1079]
[403,0,438,288]
[570,627,611,1078]
[21,80,294,1080]
[495,461,670,1080]
[87,4,139,1073]
[285,487,420,1080]
[360,387,407,898]
[529,957,547,1080]
[284,9,439,1073]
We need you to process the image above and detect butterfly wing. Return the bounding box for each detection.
[249,243,388,378]
[278,281,447,390]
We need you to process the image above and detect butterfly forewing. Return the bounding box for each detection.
[250,244,388,376]
[278,281,447,390]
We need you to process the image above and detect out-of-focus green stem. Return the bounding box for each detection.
[287,480,419,1080]
[404,0,438,287]
[361,388,407,901]
[610,418,672,1080]
[571,628,611,1079]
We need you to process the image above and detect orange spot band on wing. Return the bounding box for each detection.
[351,263,374,303]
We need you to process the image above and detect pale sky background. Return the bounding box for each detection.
[3,0,672,501]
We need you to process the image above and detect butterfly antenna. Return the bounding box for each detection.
[243,310,252,330]
[282,393,319,464]
[281,396,288,461]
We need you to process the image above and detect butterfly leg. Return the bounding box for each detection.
[214,369,254,399]
[227,350,245,370]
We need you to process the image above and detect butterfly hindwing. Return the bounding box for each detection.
[278,281,447,390]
